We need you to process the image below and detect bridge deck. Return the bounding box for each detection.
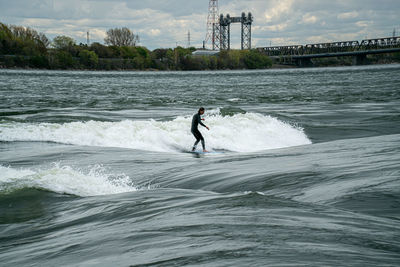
[277,48,400,59]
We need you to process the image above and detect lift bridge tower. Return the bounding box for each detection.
[217,12,253,50]
[204,1,253,50]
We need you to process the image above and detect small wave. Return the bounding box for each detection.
[0,165,137,197]
[0,112,311,152]
[294,173,399,204]
[217,107,247,116]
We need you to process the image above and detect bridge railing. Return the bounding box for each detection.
[360,36,400,49]
[257,36,400,56]
[257,45,304,56]
[304,41,359,54]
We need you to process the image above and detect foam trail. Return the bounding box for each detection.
[205,112,311,152]
[0,112,311,152]
[0,165,137,197]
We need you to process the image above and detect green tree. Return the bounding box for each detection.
[29,55,49,68]
[394,52,400,61]
[208,56,218,70]
[52,35,76,50]
[49,50,76,69]
[0,23,48,56]
[90,42,114,58]
[0,23,13,54]
[79,49,98,68]
[243,50,272,69]
[9,25,48,53]
[165,49,175,69]
[227,50,243,68]
[217,50,229,69]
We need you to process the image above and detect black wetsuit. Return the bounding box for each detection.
[191,113,207,150]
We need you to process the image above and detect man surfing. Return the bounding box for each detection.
[191,107,210,152]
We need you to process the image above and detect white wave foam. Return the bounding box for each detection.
[0,165,137,197]
[0,112,311,152]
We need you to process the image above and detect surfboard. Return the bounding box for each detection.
[189,150,225,155]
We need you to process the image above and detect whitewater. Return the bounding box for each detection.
[0,111,311,153]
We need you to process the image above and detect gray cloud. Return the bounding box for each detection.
[0,0,399,49]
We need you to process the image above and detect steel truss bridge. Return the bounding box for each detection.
[257,36,400,66]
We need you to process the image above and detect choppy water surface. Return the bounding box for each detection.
[1,65,400,266]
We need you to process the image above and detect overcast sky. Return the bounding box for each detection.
[0,0,399,49]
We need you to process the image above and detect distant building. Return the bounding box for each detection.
[192,50,220,57]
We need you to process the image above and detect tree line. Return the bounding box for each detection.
[0,22,272,70]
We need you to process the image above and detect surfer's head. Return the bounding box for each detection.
[198,107,205,115]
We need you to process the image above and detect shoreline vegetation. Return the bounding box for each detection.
[1,22,399,71]
[0,23,272,71]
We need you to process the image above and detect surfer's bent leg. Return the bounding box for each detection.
[192,130,200,149]
[200,135,205,150]
[192,130,205,150]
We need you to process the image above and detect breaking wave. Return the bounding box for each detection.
[0,164,137,197]
[0,111,311,152]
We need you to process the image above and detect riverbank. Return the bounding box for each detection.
[0,48,274,71]
[2,56,399,71]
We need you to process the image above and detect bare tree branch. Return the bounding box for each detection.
[104,27,139,47]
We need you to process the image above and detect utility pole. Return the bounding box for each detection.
[87,31,90,46]
[187,30,191,48]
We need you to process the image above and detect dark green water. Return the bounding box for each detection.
[1,65,400,266]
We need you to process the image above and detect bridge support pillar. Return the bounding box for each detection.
[295,58,313,67]
[353,54,368,65]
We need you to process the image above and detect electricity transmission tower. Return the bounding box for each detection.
[204,0,219,50]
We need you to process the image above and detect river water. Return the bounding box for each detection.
[1,65,400,266]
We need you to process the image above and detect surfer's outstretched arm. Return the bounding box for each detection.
[202,123,210,130]
[198,118,209,130]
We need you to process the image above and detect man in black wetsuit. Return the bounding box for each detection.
[191,107,210,152]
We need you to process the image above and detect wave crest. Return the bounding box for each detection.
[0,112,311,152]
[0,165,137,197]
